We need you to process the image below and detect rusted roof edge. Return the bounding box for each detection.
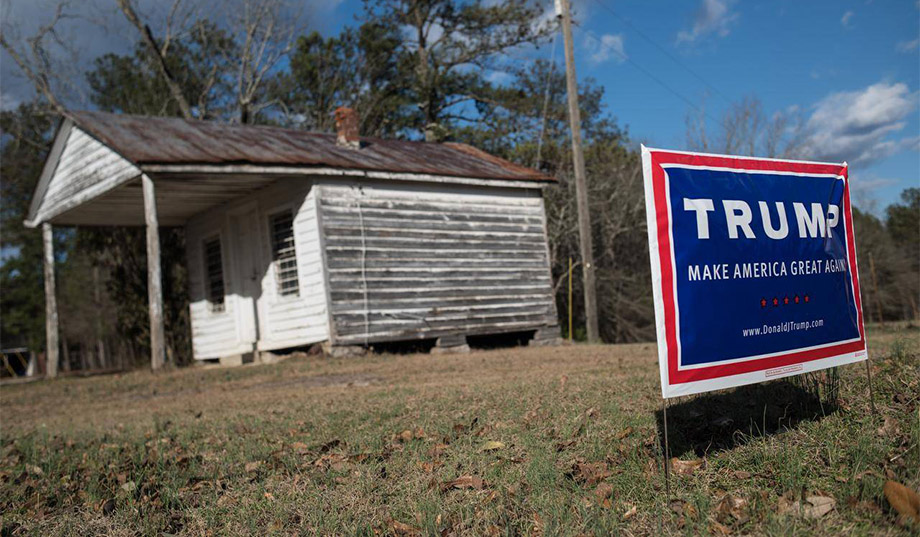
[140,163,556,189]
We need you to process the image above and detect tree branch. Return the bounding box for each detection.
[115,0,194,120]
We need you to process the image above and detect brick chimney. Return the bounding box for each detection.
[334,107,360,149]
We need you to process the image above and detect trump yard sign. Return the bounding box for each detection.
[641,147,867,398]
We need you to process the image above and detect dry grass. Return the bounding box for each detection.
[1,325,918,536]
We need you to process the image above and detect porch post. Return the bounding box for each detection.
[42,223,59,378]
[142,174,166,370]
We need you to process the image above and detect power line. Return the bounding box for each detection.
[609,45,723,126]
[558,1,723,125]
[589,0,734,105]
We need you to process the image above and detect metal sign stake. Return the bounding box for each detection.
[662,400,671,500]
[864,358,877,416]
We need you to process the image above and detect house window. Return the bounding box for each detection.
[203,237,225,312]
[270,211,299,297]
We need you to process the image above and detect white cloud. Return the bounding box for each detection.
[852,176,900,191]
[803,81,920,167]
[584,33,626,64]
[485,71,514,85]
[0,91,22,111]
[848,174,902,209]
[841,10,854,27]
[896,37,920,53]
[676,0,738,44]
[530,2,561,35]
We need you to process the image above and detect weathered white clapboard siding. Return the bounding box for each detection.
[317,181,557,345]
[34,126,141,223]
[185,179,329,359]
[185,212,248,360]
[257,184,329,350]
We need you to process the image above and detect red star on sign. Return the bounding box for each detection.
[794,295,800,304]
[761,298,767,308]
[783,296,789,305]
[804,295,810,303]
[773,297,779,307]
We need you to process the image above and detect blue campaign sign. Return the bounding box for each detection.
[642,147,867,398]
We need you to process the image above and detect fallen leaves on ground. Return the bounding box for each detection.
[846,496,882,515]
[427,443,449,458]
[593,482,614,508]
[714,494,750,525]
[416,460,444,474]
[803,496,836,518]
[554,439,576,452]
[883,480,920,524]
[244,461,262,473]
[388,518,421,536]
[317,439,341,453]
[571,461,612,485]
[532,512,545,535]
[101,498,115,516]
[481,441,505,451]
[395,428,425,443]
[669,499,698,528]
[777,493,836,518]
[877,416,899,437]
[311,453,347,471]
[622,504,637,520]
[442,475,484,492]
[671,458,703,476]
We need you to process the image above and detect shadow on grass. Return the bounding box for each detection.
[655,380,838,458]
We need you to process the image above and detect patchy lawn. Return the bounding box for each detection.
[1,326,918,536]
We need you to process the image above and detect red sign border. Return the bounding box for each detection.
[647,149,866,386]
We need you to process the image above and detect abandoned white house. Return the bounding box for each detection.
[26,109,561,371]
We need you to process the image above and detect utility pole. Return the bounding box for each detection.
[557,0,599,342]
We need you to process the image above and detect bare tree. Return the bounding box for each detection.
[544,142,651,342]
[114,0,302,123]
[222,0,301,123]
[686,96,807,158]
[115,0,196,119]
[0,0,78,114]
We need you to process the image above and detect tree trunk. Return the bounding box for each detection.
[93,265,106,369]
[61,335,70,372]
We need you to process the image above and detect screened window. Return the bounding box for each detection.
[270,211,299,297]
[203,237,225,312]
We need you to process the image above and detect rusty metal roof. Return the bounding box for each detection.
[66,110,555,183]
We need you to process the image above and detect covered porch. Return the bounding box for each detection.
[27,118,300,375]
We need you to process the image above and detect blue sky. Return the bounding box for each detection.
[312,0,920,210]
